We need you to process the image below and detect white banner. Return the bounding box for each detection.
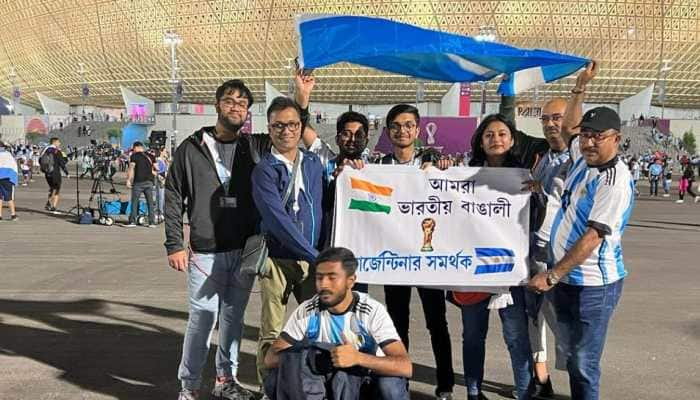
[333,165,531,288]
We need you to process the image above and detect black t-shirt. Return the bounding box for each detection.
[130,152,154,183]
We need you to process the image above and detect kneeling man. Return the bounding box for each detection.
[263,247,412,400]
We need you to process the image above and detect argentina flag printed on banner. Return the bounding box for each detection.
[474,248,515,275]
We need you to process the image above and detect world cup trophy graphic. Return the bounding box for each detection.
[421,218,436,252]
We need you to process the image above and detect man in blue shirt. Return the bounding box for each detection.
[252,96,324,385]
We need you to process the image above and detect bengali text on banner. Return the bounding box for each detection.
[333,165,532,288]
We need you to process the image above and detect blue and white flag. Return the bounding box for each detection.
[474,248,516,275]
[296,14,589,95]
[0,150,18,185]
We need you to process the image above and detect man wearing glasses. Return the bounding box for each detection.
[529,64,635,400]
[376,104,455,400]
[251,96,325,387]
[166,79,266,400]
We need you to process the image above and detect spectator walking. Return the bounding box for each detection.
[0,141,19,221]
[40,137,69,213]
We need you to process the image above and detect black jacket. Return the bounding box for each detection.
[164,127,272,255]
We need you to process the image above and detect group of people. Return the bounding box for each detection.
[164,61,634,400]
[628,152,700,203]
[0,134,171,224]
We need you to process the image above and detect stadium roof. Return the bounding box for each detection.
[1,0,698,109]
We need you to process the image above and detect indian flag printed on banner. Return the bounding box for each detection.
[348,177,394,214]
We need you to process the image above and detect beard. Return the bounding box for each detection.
[318,290,346,308]
[218,113,244,134]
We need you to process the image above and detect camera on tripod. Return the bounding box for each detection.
[89,140,120,180]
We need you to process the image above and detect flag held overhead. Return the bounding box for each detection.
[296,14,589,95]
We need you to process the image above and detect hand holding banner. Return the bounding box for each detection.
[333,165,531,288]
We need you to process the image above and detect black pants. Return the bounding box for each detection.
[129,181,155,224]
[688,179,698,198]
[384,285,454,394]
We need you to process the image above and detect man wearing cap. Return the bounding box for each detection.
[528,63,635,400]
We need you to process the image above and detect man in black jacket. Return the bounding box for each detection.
[42,137,69,213]
[165,80,269,400]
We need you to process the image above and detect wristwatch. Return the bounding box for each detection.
[546,270,560,287]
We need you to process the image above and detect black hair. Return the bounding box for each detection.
[468,113,520,167]
[266,96,301,122]
[385,104,420,128]
[337,111,369,136]
[215,79,254,109]
[49,137,60,145]
[314,247,358,276]
[132,141,144,148]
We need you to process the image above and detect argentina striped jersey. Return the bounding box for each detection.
[280,292,400,356]
[549,137,635,286]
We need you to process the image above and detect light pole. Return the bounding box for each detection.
[8,67,19,115]
[77,63,88,120]
[659,60,671,120]
[164,31,182,156]
[475,25,498,119]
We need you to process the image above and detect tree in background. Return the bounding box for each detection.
[682,130,697,155]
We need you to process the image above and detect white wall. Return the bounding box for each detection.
[440,83,461,117]
[120,87,155,116]
[619,85,654,122]
[37,92,71,115]
[0,115,26,143]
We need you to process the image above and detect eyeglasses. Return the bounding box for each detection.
[388,121,417,132]
[579,129,617,142]
[337,129,367,141]
[219,98,249,110]
[540,114,563,123]
[269,121,302,133]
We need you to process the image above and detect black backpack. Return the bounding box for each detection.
[39,151,55,174]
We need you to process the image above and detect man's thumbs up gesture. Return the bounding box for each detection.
[331,333,360,369]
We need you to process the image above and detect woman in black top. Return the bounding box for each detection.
[458,114,545,400]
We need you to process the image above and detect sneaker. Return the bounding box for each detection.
[695,196,700,203]
[676,199,685,204]
[178,388,199,400]
[45,202,51,211]
[437,392,453,400]
[533,377,554,399]
[468,393,488,400]
[123,222,137,228]
[10,215,18,221]
[663,193,670,197]
[212,377,255,400]
[147,224,158,228]
[50,207,61,214]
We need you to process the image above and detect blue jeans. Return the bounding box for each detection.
[461,287,533,399]
[129,181,155,224]
[554,280,624,400]
[178,250,255,390]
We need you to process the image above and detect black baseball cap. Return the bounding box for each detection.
[576,107,621,132]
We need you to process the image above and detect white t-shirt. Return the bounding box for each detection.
[281,292,400,356]
[550,137,635,286]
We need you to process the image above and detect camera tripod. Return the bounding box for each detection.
[66,162,84,218]
[88,171,119,226]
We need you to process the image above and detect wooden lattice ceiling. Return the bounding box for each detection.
[0,0,698,109]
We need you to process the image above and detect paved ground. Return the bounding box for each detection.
[1,171,699,400]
